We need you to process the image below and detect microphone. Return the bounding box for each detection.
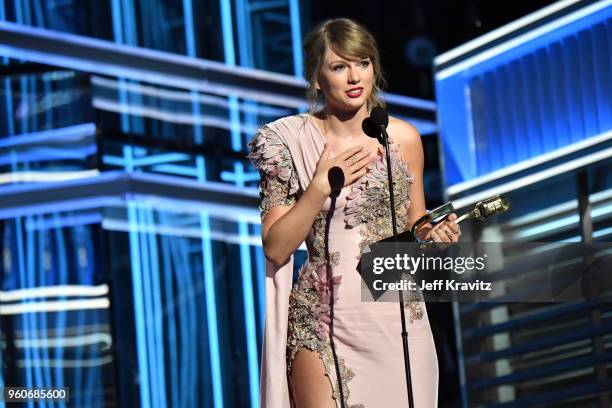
[362,106,417,408]
[361,107,389,143]
[369,106,389,129]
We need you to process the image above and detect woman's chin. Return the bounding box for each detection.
[325,96,368,115]
[341,98,367,111]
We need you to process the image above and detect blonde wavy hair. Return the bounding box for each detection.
[303,18,387,112]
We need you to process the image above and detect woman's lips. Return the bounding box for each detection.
[345,88,363,98]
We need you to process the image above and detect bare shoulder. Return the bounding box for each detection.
[388,116,423,151]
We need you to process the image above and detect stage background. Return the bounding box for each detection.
[0,0,610,407]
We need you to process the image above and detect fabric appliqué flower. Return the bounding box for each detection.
[247,125,300,219]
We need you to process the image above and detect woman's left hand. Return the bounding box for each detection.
[428,213,461,243]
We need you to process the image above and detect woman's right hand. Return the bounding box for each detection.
[309,143,373,197]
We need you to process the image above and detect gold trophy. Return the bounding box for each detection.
[409,195,510,244]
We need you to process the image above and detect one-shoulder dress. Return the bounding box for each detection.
[248,114,438,408]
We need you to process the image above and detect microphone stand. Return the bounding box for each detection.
[376,123,415,408]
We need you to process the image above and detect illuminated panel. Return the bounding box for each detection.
[0,21,436,134]
[434,1,612,193]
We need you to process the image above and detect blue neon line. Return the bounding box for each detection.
[18,77,27,133]
[14,218,33,400]
[53,215,68,408]
[127,201,152,408]
[42,74,52,136]
[168,220,197,406]
[0,196,124,221]
[220,0,236,66]
[514,203,612,239]
[119,77,130,133]
[131,153,191,167]
[0,20,301,85]
[146,206,168,408]
[167,231,190,407]
[254,224,265,338]
[76,224,93,405]
[182,0,196,57]
[288,0,304,78]
[182,0,205,152]
[150,163,199,177]
[22,152,36,402]
[0,123,96,148]
[0,146,98,166]
[25,212,102,231]
[0,192,259,224]
[234,160,259,407]
[233,0,251,66]
[160,226,179,408]
[16,219,34,408]
[15,152,32,408]
[30,66,38,133]
[102,155,125,167]
[239,219,259,407]
[22,0,31,24]
[124,140,152,407]
[382,92,437,111]
[227,96,242,151]
[3,77,14,136]
[35,218,51,408]
[93,82,292,116]
[25,216,41,408]
[122,146,134,172]
[200,212,224,407]
[183,235,198,406]
[197,153,224,408]
[24,156,44,408]
[110,0,124,44]
[13,0,22,24]
[594,226,612,238]
[137,205,158,408]
[146,210,161,408]
[122,0,137,46]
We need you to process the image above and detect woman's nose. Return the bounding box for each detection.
[348,65,360,83]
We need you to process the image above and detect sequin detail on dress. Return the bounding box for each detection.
[344,139,424,323]
[247,125,300,219]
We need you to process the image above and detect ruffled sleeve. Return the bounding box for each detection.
[247,125,300,220]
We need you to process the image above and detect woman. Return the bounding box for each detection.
[248,18,460,408]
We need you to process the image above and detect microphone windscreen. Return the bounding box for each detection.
[369,106,389,128]
[361,117,377,138]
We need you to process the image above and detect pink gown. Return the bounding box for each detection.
[248,114,438,408]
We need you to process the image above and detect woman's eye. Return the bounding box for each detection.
[359,60,371,67]
[332,65,345,71]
